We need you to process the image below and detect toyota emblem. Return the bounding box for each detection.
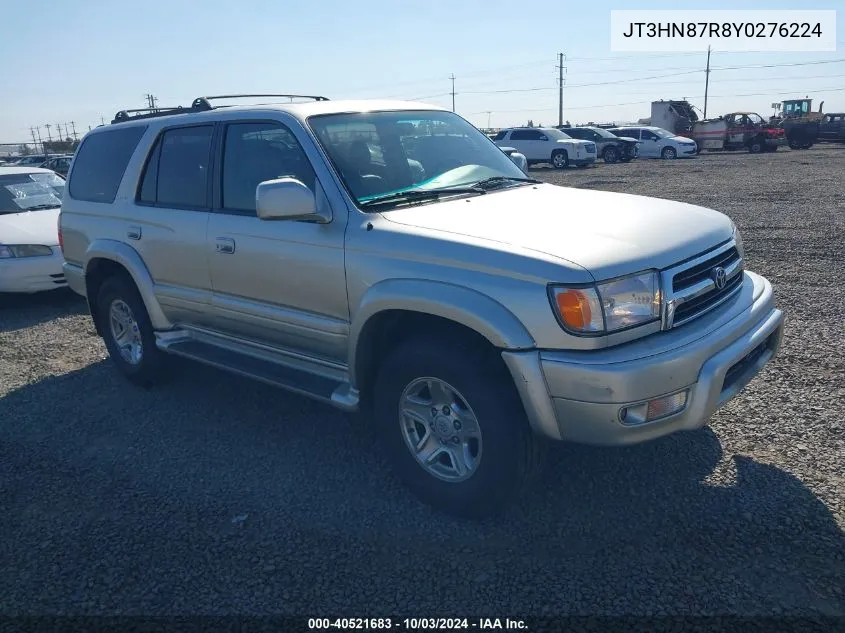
[712,266,727,290]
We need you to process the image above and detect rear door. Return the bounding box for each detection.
[502,130,532,158]
[819,114,843,141]
[131,124,214,325]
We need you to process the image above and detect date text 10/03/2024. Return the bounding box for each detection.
[307,618,528,630]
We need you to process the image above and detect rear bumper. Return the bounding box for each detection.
[766,137,788,147]
[503,271,784,444]
[62,262,86,297]
[0,249,66,293]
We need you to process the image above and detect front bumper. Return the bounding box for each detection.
[503,271,784,444]
[0,248,66,293]
[679,145,698,157]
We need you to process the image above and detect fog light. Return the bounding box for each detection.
[619,390,689,426]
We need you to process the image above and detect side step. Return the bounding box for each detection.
[158,337,359,411]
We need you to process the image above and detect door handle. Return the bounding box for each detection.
[215,237,236,254]
[127,226,142,240]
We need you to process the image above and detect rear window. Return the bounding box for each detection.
[68,126,146,203]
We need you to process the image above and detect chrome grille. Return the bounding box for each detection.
[662,242,744,330]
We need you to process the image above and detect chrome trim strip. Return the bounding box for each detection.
[660,239,743,331]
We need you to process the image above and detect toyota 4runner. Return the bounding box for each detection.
[59,94,784,518]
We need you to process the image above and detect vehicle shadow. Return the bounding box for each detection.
[1,361,842,616]
[0,288,88,333]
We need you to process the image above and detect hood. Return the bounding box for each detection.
[672,136,696,144]
[0,207,60,246]
[558,138,591,146]
[616,136,639,144]
[380,183,733,281]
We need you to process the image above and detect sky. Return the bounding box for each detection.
[1,0,843,143]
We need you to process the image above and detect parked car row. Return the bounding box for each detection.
[487,123,700,168]
[0,154,74,176]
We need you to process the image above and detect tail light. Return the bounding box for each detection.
[57,213,64,253]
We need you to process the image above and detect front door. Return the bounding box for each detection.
[639,129,660,157]
[507,129,546,160]
[206,119,349,363]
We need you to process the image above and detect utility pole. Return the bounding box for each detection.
[557,53,567,127]
[145,93,159,111]
[703,46,712,119]
[56,123,64,141]
[449,75,456,112]
[486,111,492,129]
[35,126,44,154]
[44,123,53,142]
[69,121,78,141]
[100,115,105,126]
[30,127,38,154]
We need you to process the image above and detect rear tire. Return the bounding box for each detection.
[373,336,543,518]
[96,274,164,386]
[551,150,569,169]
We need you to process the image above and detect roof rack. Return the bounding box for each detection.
[111,105,204,124]
[111,93,330,124]
[191,94,329,109]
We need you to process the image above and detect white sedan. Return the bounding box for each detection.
[0,167,67,293]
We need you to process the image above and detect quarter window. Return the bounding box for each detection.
[68,126,146,203]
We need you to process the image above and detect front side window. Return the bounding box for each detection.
[309,110,528,205]
[222,121,316,213]
[0,171,64,214]
[641,130,659,141]
[138,125,213,208]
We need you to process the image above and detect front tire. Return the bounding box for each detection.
[748,139,764,154]
[97,274,164,385]
[603,146,620,163]
[373,336,543,518]
[551,150,569,169]
[661,146,677,160]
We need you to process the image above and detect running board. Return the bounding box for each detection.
[155,334,359,411]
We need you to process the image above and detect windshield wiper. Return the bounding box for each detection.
[22,204,61,211]
[471,176,541,190]
[359,187,485,209]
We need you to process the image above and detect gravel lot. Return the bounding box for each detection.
[1,147,843,620]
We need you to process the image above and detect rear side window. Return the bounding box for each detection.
[138,125,213,209]
[68,126,146,203]
[511,130,541,140]
[492,130,508,141]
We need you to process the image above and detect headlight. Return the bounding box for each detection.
[550,271,661,335]
[0,244,53,258]
[732,225,745,259]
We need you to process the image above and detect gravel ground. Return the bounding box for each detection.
[0,147,843,620]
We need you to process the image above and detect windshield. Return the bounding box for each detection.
[308,110,529,206]
[0,172,64,214]
[747,113,764,124]
[651,128,675,139]
[544,129,572,140]
[590,127,618,139]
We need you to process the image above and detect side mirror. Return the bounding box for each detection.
[255,178,330,223]
[508,151,528,174]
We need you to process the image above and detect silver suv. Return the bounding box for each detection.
[59,94,784,518]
